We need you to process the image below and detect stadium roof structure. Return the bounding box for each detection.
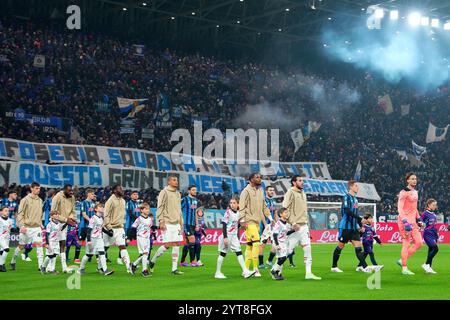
[3,0,450,60]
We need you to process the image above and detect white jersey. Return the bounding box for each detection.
[222,208,239,236]
[45,220,63,243]
[0,217,13,238]
[132,215,153,238]
[271,219,291,245]
[88,214,104,239]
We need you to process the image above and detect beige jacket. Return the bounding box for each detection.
[17,194,43,228]
[282,186,308,225]
[238,184,271,225]
[51,191,76,223]
[156,186,183,225]
[104,194,126,229]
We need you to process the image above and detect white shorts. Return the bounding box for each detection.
[85,238,105,255]
[218,234,241,253]
[46,241,60,256]
[161,223,183,243]
[0,237,9,250]
[287,224,310,255]
[19,227,42,245]
[57,227,68,242]
[275,242,288,258]
[103,228,126,247]
[137,236,150,254]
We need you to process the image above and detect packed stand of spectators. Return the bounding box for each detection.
[0,19,448,216]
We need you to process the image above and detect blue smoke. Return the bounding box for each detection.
[321,16,450,89]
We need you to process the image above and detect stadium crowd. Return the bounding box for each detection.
[0,19,449,218]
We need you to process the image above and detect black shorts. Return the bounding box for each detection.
[184,225,196,238]
[338,229,361,243]
[78,228,88,241]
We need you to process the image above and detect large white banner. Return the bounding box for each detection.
[269,178,380,201]
[0,138,332,179]
[0,161,380,200]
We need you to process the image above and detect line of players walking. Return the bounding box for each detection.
[0,172,447,279]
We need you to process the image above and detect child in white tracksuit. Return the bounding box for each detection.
[79,203,114,276]
[0,206,14,272]
[270,208,294,280]
[41,211,64,274]
[215,198,256,279]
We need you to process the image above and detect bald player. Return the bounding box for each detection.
[103,185,132,273]
[51,184,77,273]
[238,173,273,277]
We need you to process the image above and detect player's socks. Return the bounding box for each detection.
[195,243,201,261]
[42,255,52,269]
[368,252,378,266]
[332,246,342,268]
[74,247,81,260]
[151,246,167,264]
[355,247,367,268]
[181,245,189,263]
[36,247,44,268]
[60,251,68,271]
[235,251,246,272]
[426,246,439,266]
[268,251,276,263]
[133,255,143,266]
[357,253,369,267]
[189,243,196,263]
[303,245,313,274]
[258,254,264,266]
[142,254,148,270]
[216,252,226,274]
[11,247,20,263]
[120,249,131,270]
[244,242,252,269]
[99,253,107,271]
[171,246,180,272]
[251,242,259,269]
[48,254,57,271]
[80,255,89,270]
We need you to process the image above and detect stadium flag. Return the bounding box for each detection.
[290,129,304,153]
[132,44,145,57]
[426,122,449,143]
[412,140,427,160]
[33,54,45,68]
[378,94,394,115]
[308,121,322,132]
[395,150,408,160]
[354,160,362,181]
[400,104,410,116]
[117,97,147,118]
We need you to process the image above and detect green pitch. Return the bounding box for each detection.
[1,244,449,300]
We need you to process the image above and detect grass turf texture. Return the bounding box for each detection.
[1,244,449,300]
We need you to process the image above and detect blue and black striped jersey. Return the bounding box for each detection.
[181,196,198,227]
[80,199,95,228]
[339,192,360,230]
